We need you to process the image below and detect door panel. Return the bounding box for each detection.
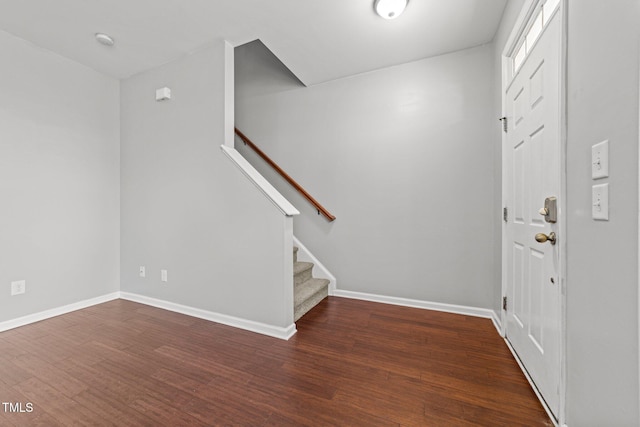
[504,10,561,418]
[529,247,544,351]
[514,141,525,222]
[512,243,525,327]
[531,127,545,226]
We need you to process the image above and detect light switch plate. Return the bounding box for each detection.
[592,183,609,220]
[592,140,609,179]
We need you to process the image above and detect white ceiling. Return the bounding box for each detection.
[0,0,507,86]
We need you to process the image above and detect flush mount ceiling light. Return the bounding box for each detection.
[95,33,115,47]
[374,0,408,19]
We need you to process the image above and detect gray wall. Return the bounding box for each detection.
[565,0,639,425]
[0,30,120,322]
[235,42,497,309]
[120,41,294,328]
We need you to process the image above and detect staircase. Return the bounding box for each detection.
[293,246,329,321]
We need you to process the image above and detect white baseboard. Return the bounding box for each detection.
[0,292,120,333]
[293,236,337,295]
[0,288,499,343]
[0,291,297,341]
[120,292,297,340]
[333,290,495,319]
[492,310,504,337]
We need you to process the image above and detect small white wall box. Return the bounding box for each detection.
[156,87,171,101]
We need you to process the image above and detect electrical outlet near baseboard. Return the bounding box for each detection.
[161,270,168,283]
[139,266,146,278]
[11,280,26,296]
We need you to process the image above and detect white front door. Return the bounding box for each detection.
[504,7,562,419]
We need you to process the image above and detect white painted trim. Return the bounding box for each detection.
[120,292,296,340]
[500,46,509,340]
[220,144,300,217]
[504,338,559,427]
[491,310,504,337]
[557,3,569,426]
[0,292,297,341]
[223,40,234,148]
[333,290,494,319]
[503,0,538,58]
[0,292,120,333]
[502,0,539,92]
[293,235,337,295]
[282,218,295,325]
[638,27,640,427]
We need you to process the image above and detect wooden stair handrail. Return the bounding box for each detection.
[234,128,336,222]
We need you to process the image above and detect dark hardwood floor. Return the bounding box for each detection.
[0,297,552,426]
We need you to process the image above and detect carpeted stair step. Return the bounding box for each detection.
[294,261,314,286]
[294,278,329,321]
[291,246,330,321]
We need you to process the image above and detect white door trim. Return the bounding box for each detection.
[500,1,567,425]
[638,35,640,427]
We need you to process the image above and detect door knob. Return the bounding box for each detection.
[535,232,556,245]
[538,207,549,216]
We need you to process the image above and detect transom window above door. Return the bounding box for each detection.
[512,0,561,75]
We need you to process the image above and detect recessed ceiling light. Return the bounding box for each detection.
[374,0,408,20]
[95,33,115,47]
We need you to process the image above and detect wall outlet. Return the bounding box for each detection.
[139,266,146,278]
[161,270,168,282]
[11,280,26,296]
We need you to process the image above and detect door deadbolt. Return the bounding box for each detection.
[535,232,556,245]
[538,197,557,223]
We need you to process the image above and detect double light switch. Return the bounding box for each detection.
[591,140,609,220]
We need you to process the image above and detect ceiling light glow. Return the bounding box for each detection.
[374,0,408,20]
[95,33,115,47]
